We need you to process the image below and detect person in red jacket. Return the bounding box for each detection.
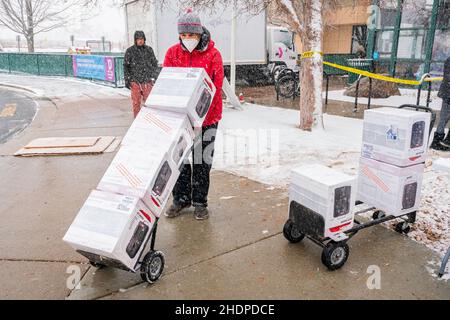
[164,9,224,221]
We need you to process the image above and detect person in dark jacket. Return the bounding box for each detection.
[124,31,159,118]
[431,57,450,151]
[163,9,224,221]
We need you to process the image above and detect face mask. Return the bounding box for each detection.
[182,38,199,53]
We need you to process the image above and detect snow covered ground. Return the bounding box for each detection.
[216,103,450,257]
[326,89,444,111]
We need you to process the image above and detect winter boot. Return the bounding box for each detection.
[194,207,210,221]
[430,132,446,151]
[440,132,450,150]
[164,203,191,219]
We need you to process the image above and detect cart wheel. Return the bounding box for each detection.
[372,210,386,220]
[140,251,165,284]
[283,220,305,243]
[89,261,106,269]
[395,222,411,235]
[321,241,350,271]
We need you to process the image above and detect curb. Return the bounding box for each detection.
[0,82,44,96]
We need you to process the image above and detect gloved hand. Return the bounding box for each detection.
[125,81,131,90]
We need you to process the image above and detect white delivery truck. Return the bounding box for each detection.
[124,0,297,85]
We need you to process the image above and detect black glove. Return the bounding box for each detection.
[125,81,131,90]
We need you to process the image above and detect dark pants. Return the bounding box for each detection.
[437,100,450,135]
[173,123,219,208]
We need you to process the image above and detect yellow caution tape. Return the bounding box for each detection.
[301,52,443,86]
[301,51,324,59]
[423,77,444,82]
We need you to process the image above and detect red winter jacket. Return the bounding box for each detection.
[163,29,224,127]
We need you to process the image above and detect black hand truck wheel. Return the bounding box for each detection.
[321,241,350,271]
[276,75,297,99]
[395,222,411,235]
[283,220,305,243]
[141,251,165,284]
[89,261,106,269]
[372,210,386,220]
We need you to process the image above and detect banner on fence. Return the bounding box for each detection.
[72,55,115,82]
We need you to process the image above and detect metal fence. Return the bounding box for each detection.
[0,52,125,87]
[323,54,357,76]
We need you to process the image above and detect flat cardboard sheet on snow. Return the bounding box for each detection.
[15,136,118,157]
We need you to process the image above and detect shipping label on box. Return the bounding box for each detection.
[357,157,425,217]
[362,107,431,167]
[97,146,180,217]
[63,190,156,271]
[145,67,217,128]
[123,108,195,167]
[289,165,357,238]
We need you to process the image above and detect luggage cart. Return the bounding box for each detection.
[283,104,436,271]
[84,217,165,284]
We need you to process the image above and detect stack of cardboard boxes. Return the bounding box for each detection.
[64,68,216,271]
[357,107,431,217]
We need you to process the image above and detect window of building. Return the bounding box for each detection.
[351,25,368,56]
[432,29,450,62]
[401,0,433,28]
[375,30,394,58]
[397,29,428,59]
[437,0,450,27]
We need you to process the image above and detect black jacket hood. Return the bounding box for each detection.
[134,31,146,44]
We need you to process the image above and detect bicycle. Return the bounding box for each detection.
[275,68,300,99]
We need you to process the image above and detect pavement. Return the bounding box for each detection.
[0,88,37,144]
[0,74,449,300]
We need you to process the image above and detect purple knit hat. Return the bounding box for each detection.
[178,8,203,34]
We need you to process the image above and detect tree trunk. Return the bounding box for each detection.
[25,0,35,53]
[26,35,35,53]
[299,0,324,131]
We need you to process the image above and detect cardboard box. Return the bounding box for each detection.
[63,190,156,271]
[362,107,431,167]
[357,157,425,217]
[145,67,217,128]
[289,165,357,239]
[97,146,180,217]
[122,107,195,168]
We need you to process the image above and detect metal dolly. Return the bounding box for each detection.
[83,217,165,284]
[283,104,436,271]
[283,204,418,271]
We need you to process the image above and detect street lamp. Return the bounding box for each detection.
[70,35,75,47]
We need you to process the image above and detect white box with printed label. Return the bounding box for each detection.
[63,190,156,271]
[122,107,195,168]
[289,165,357,239]
[357,157,425,217]
[362,107,431,167]
[145,67,216,128]
[97,146,180,217]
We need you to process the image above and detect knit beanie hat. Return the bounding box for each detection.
[178,8,203,34]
